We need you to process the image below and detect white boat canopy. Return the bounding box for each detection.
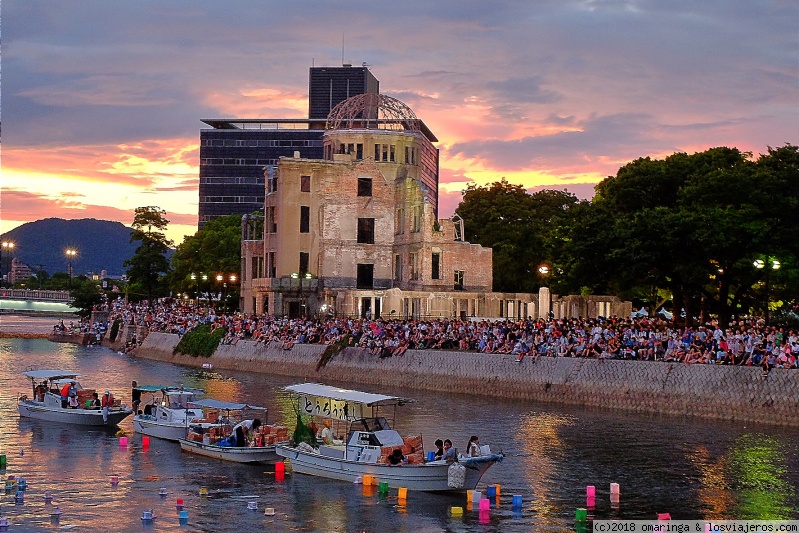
[22,370,79,380]
[190,399,266,411]
[283,383,412,406]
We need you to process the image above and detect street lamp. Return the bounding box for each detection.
[1,241,14,288]
[754,257,780,325]
[191,273,208,307]
[65,248,77,288]
[291,272,313,318]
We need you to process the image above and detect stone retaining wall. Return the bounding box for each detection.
[135,332,799,427]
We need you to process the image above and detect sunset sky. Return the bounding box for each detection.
[2,1,796,245]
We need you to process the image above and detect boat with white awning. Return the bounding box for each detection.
[133,385,206,441]
[18,369,133,427]
[177,398,289,463]
[275,383,503,492]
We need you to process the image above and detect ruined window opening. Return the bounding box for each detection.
[390,145,395,162]
[301,175,311,192]
[299,252,309,275]
[357,218,375,244]
[357,177,372,197]
[357,264,374,289]
[356,143,363,160]
[300,206,310,233]
[454,270,464,291]
[431,252,441,280]
[412,205,422,233]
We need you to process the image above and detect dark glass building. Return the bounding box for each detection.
[198,65,379,228]
[308,65,380,121]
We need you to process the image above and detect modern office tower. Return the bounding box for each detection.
[198,65,380,228]
[308,65,379,122]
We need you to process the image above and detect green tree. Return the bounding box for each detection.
[577,145,799,326]
[169,214,243,308]
[124,206,173,303]
[68,279,104,318]
[455,180,578,292]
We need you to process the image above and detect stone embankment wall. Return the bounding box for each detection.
[136,332,799,427]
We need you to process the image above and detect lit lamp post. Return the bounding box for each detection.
[227,274,237,312]
[65,248,77,288]
[754,257,780,325]
[1,241,14,288]
[291,272,313,317]
[190,273,208,307]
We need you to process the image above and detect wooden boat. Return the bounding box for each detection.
[177,399,289,464]
[133,385,205,441]
[276,383,503,492]
[18,370,133,426]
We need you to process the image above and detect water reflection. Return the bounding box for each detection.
[0,333,797,531]
[727,434,795,519]
[518,412,575,523]
[688,446,734,518]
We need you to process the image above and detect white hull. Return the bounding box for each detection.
[18,401,132,427]
[133,417,189,441]
[179,438,283,463]
[276,445,501,492]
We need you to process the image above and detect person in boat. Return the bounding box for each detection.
[131,381,142,414]
[60,382,74,409]
[321,420,343,445]
[466,435,482,457]
[101,390,115,423]
[232,419,261,447]
[35,382,47,402]
[433,439,444,460]
[388,448,405,465]
[442,439,457,462]
[89,392,101,409]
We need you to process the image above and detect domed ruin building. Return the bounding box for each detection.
[240,93,494,319]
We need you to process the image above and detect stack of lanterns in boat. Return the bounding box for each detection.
[254,425,289,447]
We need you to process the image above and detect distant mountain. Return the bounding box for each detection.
[1,218,140,277]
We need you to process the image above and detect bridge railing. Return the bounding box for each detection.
[0,288,71,302]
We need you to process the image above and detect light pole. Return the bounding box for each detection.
[291,272,313,317]
[65,248,77,288]
[191,273,208,307]
[1,241,14,288]
[754,257,780,325]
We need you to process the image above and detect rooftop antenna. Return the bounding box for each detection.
[341,31,345,65]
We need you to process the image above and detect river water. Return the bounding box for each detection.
[0,317,797,532]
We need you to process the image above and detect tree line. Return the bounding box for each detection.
[455,145,799,327]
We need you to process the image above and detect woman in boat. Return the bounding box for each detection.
[388,448,405,465]
[466,435,482,457]
[232,419,261,447]
[442,439,457,462]
[433,439,444,460]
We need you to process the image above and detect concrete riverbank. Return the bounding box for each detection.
[133,332,799,427]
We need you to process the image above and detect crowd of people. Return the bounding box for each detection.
[80,297,799,374]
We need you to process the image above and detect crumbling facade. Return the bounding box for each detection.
[240,94,495,318]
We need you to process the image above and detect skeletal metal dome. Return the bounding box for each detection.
[326,93,421,132]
